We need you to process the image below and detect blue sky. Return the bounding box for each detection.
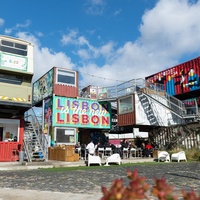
[0,0,200,88]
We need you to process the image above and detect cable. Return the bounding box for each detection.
[79,71,125,83]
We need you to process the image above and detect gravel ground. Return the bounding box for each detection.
[0,162,199,196]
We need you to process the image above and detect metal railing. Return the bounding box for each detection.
[79,78,194,118]
[24,108,48,161]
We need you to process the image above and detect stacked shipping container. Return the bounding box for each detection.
[145,57,200,103]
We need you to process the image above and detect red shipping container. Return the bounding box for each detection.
[33,67,78,106]
[145,57,200,101]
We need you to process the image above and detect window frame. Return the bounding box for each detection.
[0,39,27,56]
[56,68,76,86]
[0,73,22,85]
[54,127,76,145]
[118,95,134,114]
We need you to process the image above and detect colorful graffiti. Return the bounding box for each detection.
[33,68,53,104]
[43,98,52,134]
[52,96,111,128]
[145,57,200,96]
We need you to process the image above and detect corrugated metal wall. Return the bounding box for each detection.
[117,112,136,126]
[0,142,20,162]
[145,57,200,98]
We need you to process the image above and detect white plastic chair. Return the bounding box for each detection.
[158,151,170,162]
[123,148,129,159]
[97,147,104,158]
[171,151,187,162]
[129,148,136,158]
[105,153,121,166]
[87,154,102,166]
[104,147,112,156]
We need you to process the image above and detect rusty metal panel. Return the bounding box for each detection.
[53,84,78,97]
[145,57,200,98]
[118,112,136,126]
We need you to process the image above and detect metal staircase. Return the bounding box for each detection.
[137,92,159,126]
[80,78,200,150]
[96,78,199,125]
[24,108,48,162]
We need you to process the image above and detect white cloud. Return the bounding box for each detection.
[77,49,91,60]
[99,42,115,59]
[84,0,106,15]
[4,28,12,35]
[33,47,74,82]
[79,0,200,87]
[113,9,122,16]
[0,18,5,27]
[4,20,31,35]
[6,0,200,90]
[139,0,200,59]
[16,20,31,28]
[35,31,43,37]
[61,29,78,45]
[61,29,116,62]
[16,32,74,83]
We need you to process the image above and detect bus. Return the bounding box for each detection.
[0,35,34,118]
[0,35,34,161]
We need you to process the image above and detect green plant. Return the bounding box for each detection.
[185,149,200,161]
[101,169,200,200]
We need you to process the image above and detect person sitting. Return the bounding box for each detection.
[121,139,129,149]
[95,142,104,157]
[75,142,81,154]
[110,143,117,153]
[129,141,137,149]
[119,139,129,158]
[144,142,153,157]
[86,140,95,155]
[75,142,81,148]
[141,142,146,157]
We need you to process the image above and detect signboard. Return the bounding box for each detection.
[0,52,27,71]
[52,96,111,129]
[33,68,53,105]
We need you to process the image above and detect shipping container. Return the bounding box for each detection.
[145,57,200,101]
[117,94,136,126]
[33,67,78,106]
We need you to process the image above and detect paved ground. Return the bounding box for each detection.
[0,161,199,200]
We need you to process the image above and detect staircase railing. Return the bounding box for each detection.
[24,108,48,162]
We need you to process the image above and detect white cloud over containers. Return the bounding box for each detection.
[79,0,200,87]
[16,32,74,83]
[13,0,200,89]
[139,0,200,59]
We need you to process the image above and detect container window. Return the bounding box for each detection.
[0,73,22,85]
[0,40,27,56]
[56,69,76,86]
[55,127,76,145]
[118,95,134,114]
